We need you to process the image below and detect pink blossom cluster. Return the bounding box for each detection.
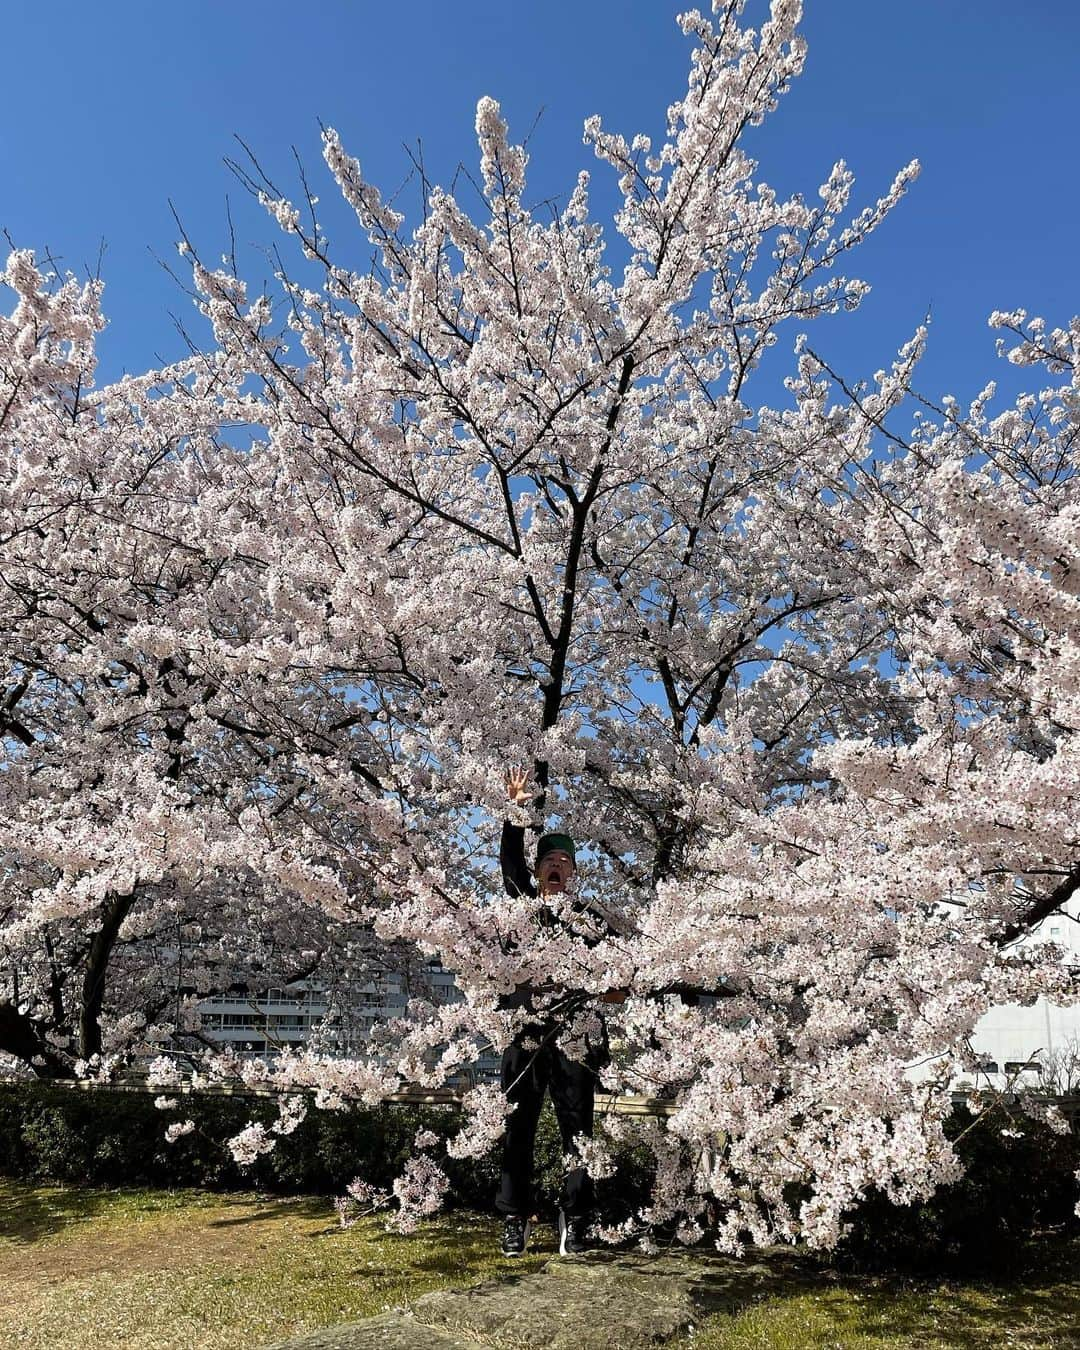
[335,1177,392,1230]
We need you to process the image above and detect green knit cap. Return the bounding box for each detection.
[535,832,576,865]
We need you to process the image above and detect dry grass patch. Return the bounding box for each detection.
[0,1180,545,1349]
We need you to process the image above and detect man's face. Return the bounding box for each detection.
[535,849,575,895]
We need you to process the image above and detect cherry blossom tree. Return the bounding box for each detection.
[3,0,1078,1251]
[0,248,422,1078]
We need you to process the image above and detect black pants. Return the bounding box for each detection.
[495,1021,607,1220]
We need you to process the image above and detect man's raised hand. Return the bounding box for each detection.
[506,764,531,806]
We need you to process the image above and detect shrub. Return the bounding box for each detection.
[834,1107,1080,1276]
[526,1100,657,1226]
[6,1085,1075,1274]
[0,1083,639,1215]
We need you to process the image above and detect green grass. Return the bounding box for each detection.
[3,1180,1079,1349]
[676,1248,1080,1349]
[0,1179,546,1349]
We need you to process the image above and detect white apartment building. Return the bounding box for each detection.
[901,894,1080,1094]
[196,959,500,1083]
[961,895,1080,1092]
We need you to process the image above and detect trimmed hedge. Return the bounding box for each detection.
[0,1083,491,1201]
[0,1083,653,1219]
[834,1109,1080,1276]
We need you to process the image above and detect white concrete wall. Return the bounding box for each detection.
[966,897,1080,1088]
[906,895,1080,1090]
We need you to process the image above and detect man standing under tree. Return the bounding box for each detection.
[496,765,625,1257]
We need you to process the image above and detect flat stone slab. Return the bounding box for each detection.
[413,1254,694,1349]
[260,1311,471,1350]
[261,1245,819,1350]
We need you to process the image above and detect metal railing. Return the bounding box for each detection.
[8,1076,1079,1127]
[0,1074,677,1117]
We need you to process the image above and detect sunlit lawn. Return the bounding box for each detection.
[678,1277,1080,1349]
[677,1243,1080,1349]
[0,1179,546,1349]
[2,1179,1079,1349]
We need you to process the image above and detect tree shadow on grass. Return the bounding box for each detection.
[206,1196,331,1229]
[794,1279,1080,1348]
[0,1181,327,1246]
[766,1237,1080,1350]
[0,1180,134,1245]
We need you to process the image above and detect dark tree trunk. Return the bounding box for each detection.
[0,999,76,1078]
[78,889,137,1061]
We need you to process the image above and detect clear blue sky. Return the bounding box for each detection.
[2,1,1077,403]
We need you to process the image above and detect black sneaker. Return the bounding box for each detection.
[501,1213,531,1257]
[557,1209,591,1255]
